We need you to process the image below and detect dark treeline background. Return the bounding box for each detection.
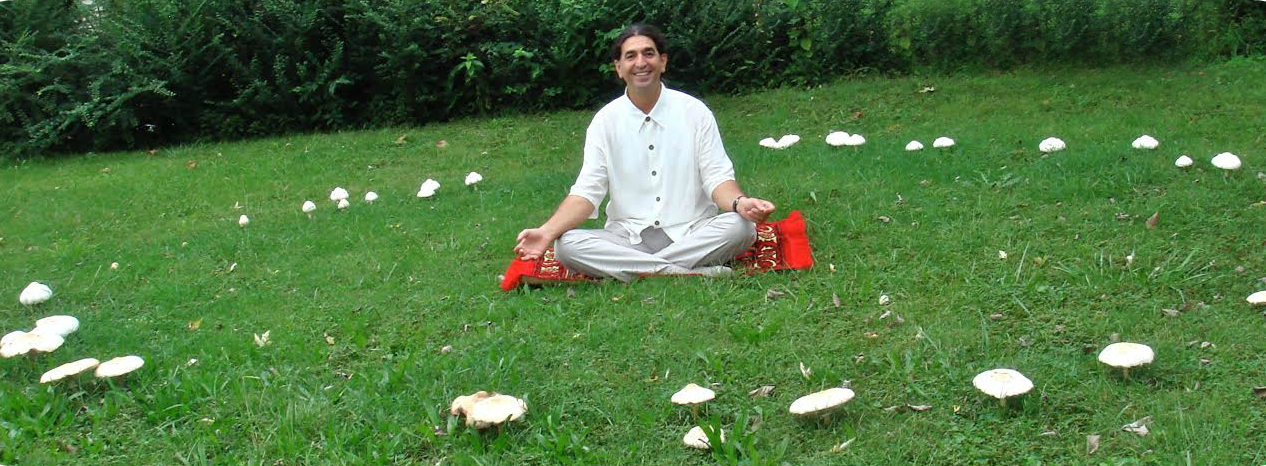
[2,0,1263,157]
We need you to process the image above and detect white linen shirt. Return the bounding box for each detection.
[569,84,736,245]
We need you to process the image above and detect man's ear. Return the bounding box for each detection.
[612,60,622,79]
[660,53,668,72]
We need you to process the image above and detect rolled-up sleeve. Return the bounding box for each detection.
[568,119,609,219]
[696,108,735,197]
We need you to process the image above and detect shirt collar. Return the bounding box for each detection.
[622,83,669,122]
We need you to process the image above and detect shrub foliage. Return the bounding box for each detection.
[1,0,1263,156]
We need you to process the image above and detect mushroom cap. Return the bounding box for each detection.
[95,355,144,377]
[416,188,437,198]
[41,358,100,383]
[825,131,850,147]
[329,187,350,202]
[683,425,724,449]
[776,134,801,148]
[788,387,855,415]
[843,134,866,146]
[1211,152,1242,170]
[671,383,716,405]
[1175,155,1194,167]
[464,172,483,186]
[449,390,492,416]
[1,332,64,357]
[2,330,26,346]
[905,140,924,151]
[758,137,779,149]
[972,369,1033,399]
[33,315,79,338]
[468,394,527,428]
[1098,342,1155,368]
[1038,137,1066,153]
[1248,290,1266,306]
[302,200,317,213]
[19,281,53,305]
[336,198,350,210]
[1131,135,1159,149]
[364,191,379,202]
[932,137,956,148]
[238,215,249,227]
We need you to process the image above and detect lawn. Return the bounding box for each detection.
[3,59,1266,465]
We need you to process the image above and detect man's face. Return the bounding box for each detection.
[614,35,667,92]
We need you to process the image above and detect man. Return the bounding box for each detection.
[513,24,776,282]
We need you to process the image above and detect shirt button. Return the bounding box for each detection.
[656,197,661,202]
[649,144,654,150]
[654,221,660,226]
[644,116,650,122]
[651,170,657,176]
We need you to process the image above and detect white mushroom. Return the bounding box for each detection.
[758,137,780,149]
[465,172,483,186]
[238,215,249,227]
[972,369,1033,406]
[1174,155,1193,168]
[843,134,866,146]
[683,425,724,450]
[1,330,24,346]
[94,355,144,378]
[879,294,891,306]
[1248,290,1266,307]
[998,250,1008,260]
[671,383,716,406]
[932,137,956,148]
[1211,152,1242,170]
[1038,137,1066,153]
[329,187,350,202]
[467,394,527,429]
[40,358,100,383]
[110,262,119,270]
[1098,342,1154,380]
[450,391,493,417]
[776,134,801,148]
[825,132,850,147]
[905,140,924,151]
[302,200,317,215]
[336,198,350,210]
[19,282,53,305]
[417,179,440,198]
[364,191,378,203]
[1,332,64,358]
[32,315,79,338]
[788,387,855,416]
[1131,135,1159,150]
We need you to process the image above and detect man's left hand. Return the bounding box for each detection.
[736,197,776,223]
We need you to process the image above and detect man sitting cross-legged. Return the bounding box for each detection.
[512,23,776,282]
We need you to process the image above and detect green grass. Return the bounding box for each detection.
[4,58,1266,465]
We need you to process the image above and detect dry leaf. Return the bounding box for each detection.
[832,293,841,309]
[147,149,158,155]
[799,362,812,379]
[748,385,775,398]
[766,289,786,300]
[830,438,855,453]
[1039,431,1057,437]
[435,140,448,148]
[1087,435,1100,455]
[907,404,932,411]
[853,353,865,363]
[1161,308,1180,317]
[876,215,892,223]
[324,333,335,345]
[187,319,202,331]
[395,135,407,145]
[864,331,879,339]
[566,287,576,298]
[1109,332,1120,342]
[1115,212,1130,220]
[440,345,453,354]
[253,330,271,347]
[989,313,1004,321]
[1122,416,1152,436]
[1145,212,1159,229]
[186,160,198,170]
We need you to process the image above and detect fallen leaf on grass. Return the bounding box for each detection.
[1161,308,1181,317]
[324,333,335,345]
[830,438,856,453]
[1145,212,1159,229]
[1122,416,1152,436]
[395,135,407,145]
[876,215,892,224]
[748,385,775,398]
[566,287,576,298]
[186,160,198,170]
[799,362,812,379]
[253,330,271,347]
[435,140,448,148]
[1087,435,1100,455]
[766,289,786,300]
[187,319,202,331]
[440,345,453,354]
[832,293,841,309]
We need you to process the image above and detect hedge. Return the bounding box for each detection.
[1,0,1263,156]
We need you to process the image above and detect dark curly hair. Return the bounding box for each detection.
[608,24,667,61]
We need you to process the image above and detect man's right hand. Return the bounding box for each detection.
[513,228,555,261]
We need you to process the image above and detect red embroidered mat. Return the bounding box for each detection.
[499,210,813,291]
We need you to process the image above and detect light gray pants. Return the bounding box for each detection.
[554,212,757,282]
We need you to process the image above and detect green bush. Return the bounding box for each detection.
[1,0,1263,157]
